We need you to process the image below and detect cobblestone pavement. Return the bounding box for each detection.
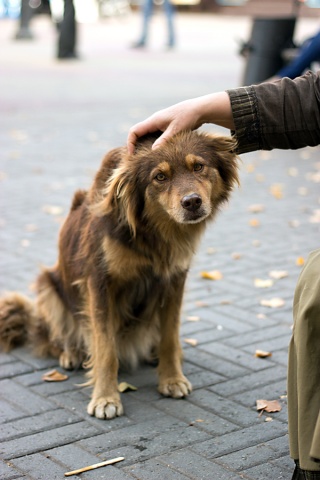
[1,10,320,480]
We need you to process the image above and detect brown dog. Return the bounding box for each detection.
[0,131,239,419]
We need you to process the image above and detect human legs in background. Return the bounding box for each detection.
[163,0,175,48]
[132,0,175,48]
[57,0,77,59]
[277,31,320,79]
[288,249,320,479]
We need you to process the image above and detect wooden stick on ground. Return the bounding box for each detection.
[64,457,125,477]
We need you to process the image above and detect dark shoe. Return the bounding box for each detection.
[130,41,146,49]
[57,52,79,60]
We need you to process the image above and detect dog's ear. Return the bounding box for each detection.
[91,159,139,236]
[204,133,240,191]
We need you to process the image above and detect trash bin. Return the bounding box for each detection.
[240,17,297,85]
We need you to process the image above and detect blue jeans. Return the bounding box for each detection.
[277,30,320,78]
[138,0,175,46]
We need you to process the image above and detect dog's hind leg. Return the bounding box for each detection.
[36,269,85,369]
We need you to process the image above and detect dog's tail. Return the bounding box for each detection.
[0,292,58,357]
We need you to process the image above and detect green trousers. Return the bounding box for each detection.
[288,248,320,472]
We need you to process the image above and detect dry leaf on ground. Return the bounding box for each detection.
[260,298,285,308]
[184,338,198,346]
[270,184,284,199]
[269,270,288,279]
[249,218,260,227]
[186,315,200,322]
[42,369,68,382]
[255,349,272,358]
[256,399,282,413]
[42,205,64,216]
[296,257,305,266]
[309,210,320,223]
[118,382,137,393]
[254,278,274,288]
[248,204,265,213]
[201,270,223,280]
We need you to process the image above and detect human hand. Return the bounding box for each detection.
[127,98,203,155]
[127,92,234,154]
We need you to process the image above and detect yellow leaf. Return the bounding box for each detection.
[296,257,305,266]
[118,382,137,393]
[270,184,284,199]
[231,252,242,260]
[260,298,285,308]
[249,218,260,227]
[201,270,223,281]
[42,369,68,382]
[255,349,272,358]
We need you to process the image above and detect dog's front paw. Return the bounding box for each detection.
[158,376,192,399]
[87,396,124,420]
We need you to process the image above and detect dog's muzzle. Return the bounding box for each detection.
[181,193,202,212]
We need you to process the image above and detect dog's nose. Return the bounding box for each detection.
[181,193,202,212]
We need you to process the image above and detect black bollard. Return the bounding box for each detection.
[240,17,297,85]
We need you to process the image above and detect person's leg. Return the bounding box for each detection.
[57,0,77,59]
[163,0,175,47]
[133,0,153,47]
[277,32,320,78]
[288,249,320,478]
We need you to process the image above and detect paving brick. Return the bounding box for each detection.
[0,422,100,460]
[158,449,247,480]
[0,379,57,416]
[209,365,288,397]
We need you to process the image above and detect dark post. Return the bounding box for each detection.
[240,17,297,85]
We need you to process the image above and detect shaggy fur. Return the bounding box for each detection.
[0,131,239,419]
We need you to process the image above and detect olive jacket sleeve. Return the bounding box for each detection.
[227,70,320,155]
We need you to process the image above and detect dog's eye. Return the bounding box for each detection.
[194,163,203,172]
[155,173,167,182]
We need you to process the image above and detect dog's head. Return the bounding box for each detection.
[95,131,239,236]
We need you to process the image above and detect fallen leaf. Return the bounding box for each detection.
[269,270,288,279]
[248,204,264,213]
[257,313,267,319]
[184,338,198,346]
[298,187,308,196]
[289,219,300,228]
[195,301,208,307]
[249,218,260,227]
[265,417,273,422]
[201,270,223,280]
[42,205,64,216]
[255,349,272,358]
[254,278,274,288]
[252,239,261,247]
[260,298,285,308]
[42,369,68,382]
[296,257,305,266]
[245,163,255,173]
[309,209,320,223]
[186,315,200,322]
[288,167,298,177]
[256,399,282,413]
[118,382,137,393]
[231,252,242,260]
[270,184,284,199]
